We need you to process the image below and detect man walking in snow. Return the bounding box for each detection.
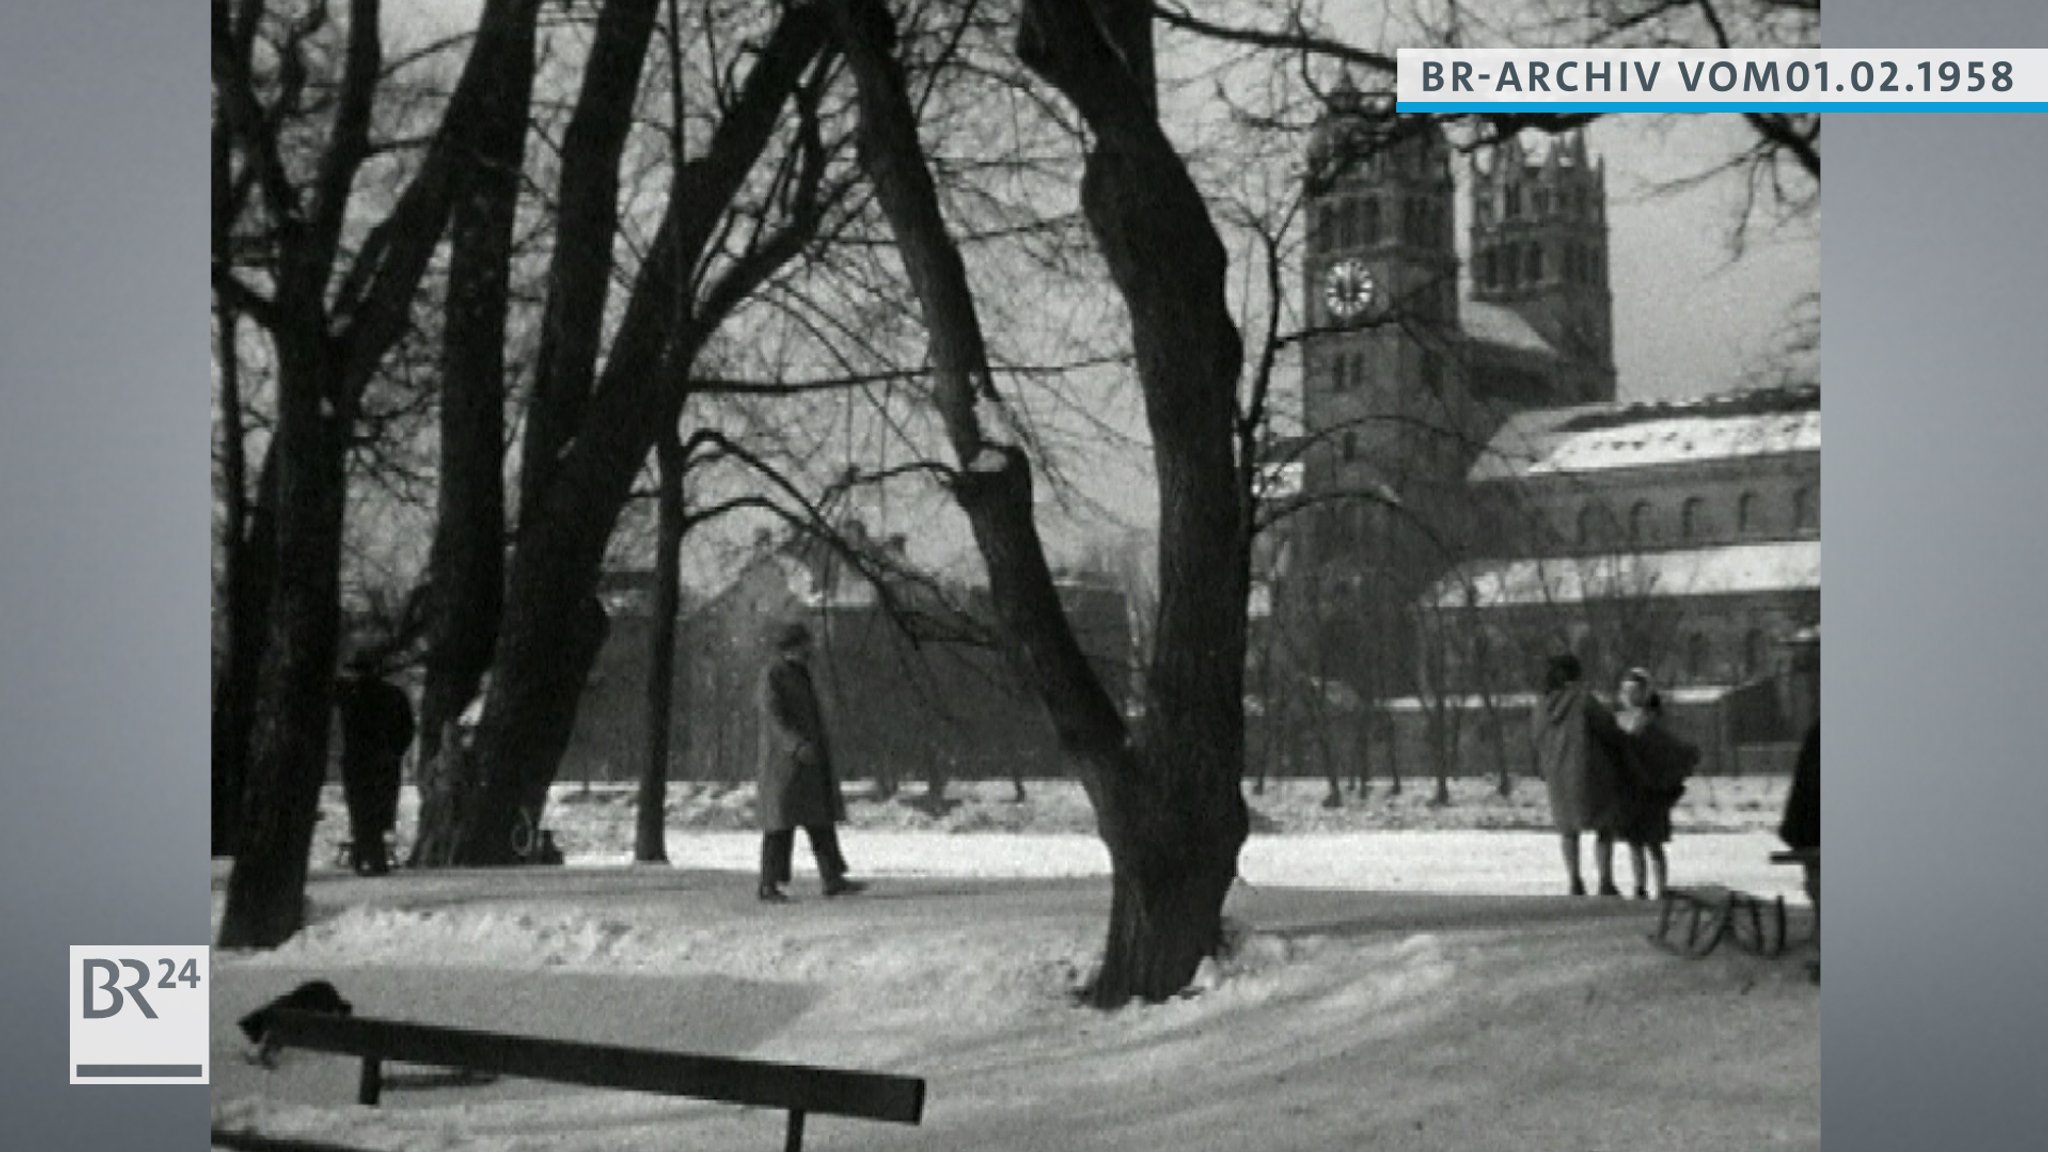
[755,621,865,903]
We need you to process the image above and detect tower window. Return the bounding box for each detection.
[1361,197,1380,245]
[1737,490,1760,534]
[1526,242,1545,283]
[1505,184,1523,219]
[1337,200,1357,248]
[1331,354,1349,392]
[1316,204,1334,249]
[1534,187,1550,216]
[1743,628,1768,680]
[1686,633,1711,682]
[1629,499,1654,545]
[1681,496,1707,541]
[1576,504,1598,548]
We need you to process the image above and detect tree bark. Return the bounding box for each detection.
[436,7,828,865]
[637,427,687,862]
[217,338,348,947]
[412,0,540,863]
[216,0,546,942]
[518,0,662,532]
[828,0,1249,1005]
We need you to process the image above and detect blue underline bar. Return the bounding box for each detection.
[1401,102,2048,113]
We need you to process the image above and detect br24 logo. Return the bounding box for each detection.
[81,957,202,1019]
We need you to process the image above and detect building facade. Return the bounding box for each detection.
[1264,86,1819,780]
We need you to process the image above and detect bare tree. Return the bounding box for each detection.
[214,0,548,947]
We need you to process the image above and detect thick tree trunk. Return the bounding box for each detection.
[218,343,348,947]
[212,352,275,857]
[412,0,537,861]
[213,0,546,926]
[829,0,1249,1005]
[433,8,826,865]
[636,427,687,863]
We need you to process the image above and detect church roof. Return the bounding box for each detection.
[1425,539,1821,609]
[1459,301,1556,356]
[1471,386,1820,481]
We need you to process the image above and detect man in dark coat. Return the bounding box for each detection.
[335,655,415,875]
[1531,653,1629,896]
[756,622,864,903]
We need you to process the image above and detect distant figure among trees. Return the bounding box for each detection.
[756,622,865,903]
[335,654,415,875]
[1532,653,1629,896]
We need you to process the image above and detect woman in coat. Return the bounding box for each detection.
[1615,670,1699,900]
[756,621,864,903]
[1532,653,1629,896]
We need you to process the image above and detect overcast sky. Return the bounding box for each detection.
[373,2,1820,579]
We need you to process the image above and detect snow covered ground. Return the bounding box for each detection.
[213,792,1817,1151]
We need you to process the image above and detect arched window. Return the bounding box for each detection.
[1743,628,1768,680]
[1686,632,1711,682]
[1337,199,1357,248]
[1681,496,1707,542]
[1360,197,1380,245]
[1737,491,1761,535]
[1629,500,1654,545]
[1793,486,1815,531]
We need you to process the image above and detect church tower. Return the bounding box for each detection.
[1467,130,1615,401]
[1286,77,1465,704]
[1299,76,1461,512]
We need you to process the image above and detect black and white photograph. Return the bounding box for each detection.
[207,1,1822,1148]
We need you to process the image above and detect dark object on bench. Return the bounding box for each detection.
[257,1009,925,1151]
[238,981,352,1067]
[1649,885,1788,958]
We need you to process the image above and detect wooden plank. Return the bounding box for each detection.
[264,1012,925,1125]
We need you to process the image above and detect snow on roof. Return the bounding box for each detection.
[1471,387,1819,481]
[1460,301,1555,356]
[1378,685,1730,712]
[1427,540,1821,609]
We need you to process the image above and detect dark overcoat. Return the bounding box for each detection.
[1615,713,1699,846]
[1532,683,1625,835]
[336,677,414,831]
[1780,723,1820,851]
[756,657,848,832]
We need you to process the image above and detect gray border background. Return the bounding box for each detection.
[1,1,212,1147]
[3,0,2048,1147]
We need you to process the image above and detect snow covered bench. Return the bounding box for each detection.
[241,1009,925,1151]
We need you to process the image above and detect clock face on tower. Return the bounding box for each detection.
[1323,258,1375,322]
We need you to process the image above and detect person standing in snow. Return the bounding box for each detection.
[1614,669,1698,900]
[335,652,415,875]
[755,621,865,903]
[1531,653,1629,896]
